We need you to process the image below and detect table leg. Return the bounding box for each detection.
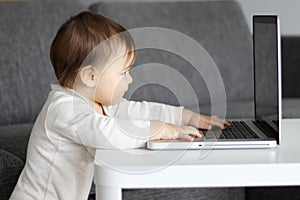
[96,185,122,200]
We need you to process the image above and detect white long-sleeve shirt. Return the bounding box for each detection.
[10,84,183,200]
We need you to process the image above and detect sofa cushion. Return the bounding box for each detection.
[282,98,300,118]
[246,186,300,200]
[0,123,33,162]
[123,187,245,200]
[90,1,253,111]
[281,36,300,98]
[0,149,24,200]
[0,0,85,126]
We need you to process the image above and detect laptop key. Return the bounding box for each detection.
[204,130,217,139]
[211,127,225,139]
[272,120,279,127]
[222,129,235,139]
[231,121,254,139]
[219,133,226,139]
[226,124,245,139]
[240,121,259,138]
[253,120,278,139]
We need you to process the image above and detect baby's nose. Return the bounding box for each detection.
[127,73,133,84]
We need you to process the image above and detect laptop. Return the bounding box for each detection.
[147,15,282,150]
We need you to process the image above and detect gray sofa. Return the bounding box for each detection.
[0,0,300,200]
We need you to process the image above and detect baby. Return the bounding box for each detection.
[10,11,228,200]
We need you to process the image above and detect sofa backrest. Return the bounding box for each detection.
[0,0,85,125]
[90,1,253,111]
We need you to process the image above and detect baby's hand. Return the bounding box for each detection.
[150,120,202,142]
[182,109,230,130]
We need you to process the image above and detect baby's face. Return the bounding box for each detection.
[94,54,134,105]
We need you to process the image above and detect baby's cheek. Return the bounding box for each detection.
[116,76,127,87]
[110,80,124,98]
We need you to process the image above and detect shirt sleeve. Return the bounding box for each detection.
[103,98,184,125]
[45,98,150,149]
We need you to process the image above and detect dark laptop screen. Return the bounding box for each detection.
[253,16,279,122]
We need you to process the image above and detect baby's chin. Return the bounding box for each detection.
[103,97,123,106]
[113,97,125,104]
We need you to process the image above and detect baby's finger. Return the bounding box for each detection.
[224,120,231,126]
[209,120,225,129]
[181,126,202,138]
[214,117,230,126]
[210,116,229,129]
[178,132,195,142]
[198,121,212,130]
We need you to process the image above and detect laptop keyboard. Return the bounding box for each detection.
[202,121,260,140]
[253,120,278,138]
[272,120,279,127]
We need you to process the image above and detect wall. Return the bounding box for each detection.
[237,0,300,36]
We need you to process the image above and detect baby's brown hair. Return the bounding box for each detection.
[50,11,136,88]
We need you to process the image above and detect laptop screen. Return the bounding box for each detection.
[253,16,280,123]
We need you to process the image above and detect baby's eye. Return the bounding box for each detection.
[122,71,129,75]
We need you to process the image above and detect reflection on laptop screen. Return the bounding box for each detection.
[253,16,279,121]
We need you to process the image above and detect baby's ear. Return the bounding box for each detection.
[79,65,98,87]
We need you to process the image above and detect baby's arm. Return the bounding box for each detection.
[46,99,198,149]
[104,99,229,130]
[47,100,149,149]
[103,98,183,125]
[105,99,226,140]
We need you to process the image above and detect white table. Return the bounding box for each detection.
[94,119,300,200]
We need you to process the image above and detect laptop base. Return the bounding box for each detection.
[147,139,277,150]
